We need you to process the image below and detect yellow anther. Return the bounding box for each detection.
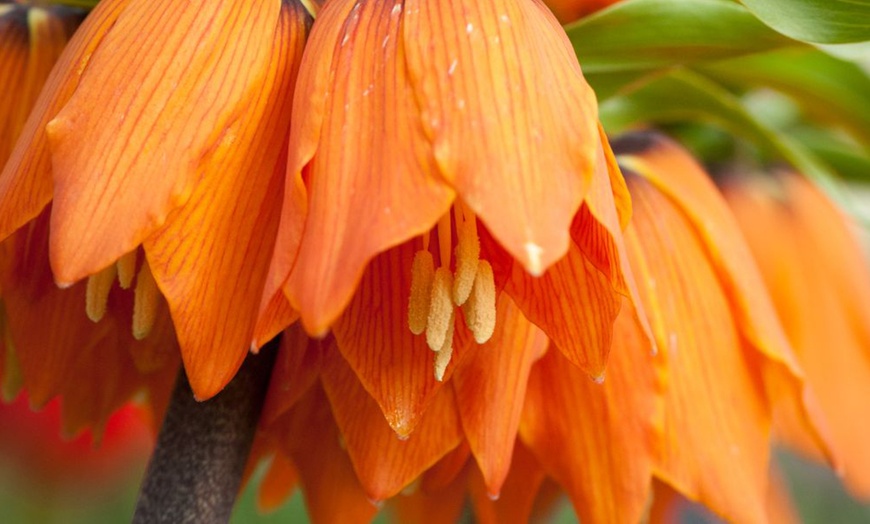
[133,260,159,340]
[408,250,435,335]
[461,260,496,344]
[116,250,138,289]
[425,267,454,352]
[85,264,117,322]
[452,203,480,306]
[433,312,455,382]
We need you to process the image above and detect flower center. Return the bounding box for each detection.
[407,201,496,381]
[84,250,160,340]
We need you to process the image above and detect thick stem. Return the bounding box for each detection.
[133,340,278,524]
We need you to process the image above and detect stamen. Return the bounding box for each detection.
[116,250,138,289]
[461,260,496,344]
[133,260,159,340]
[452,202,480,306]
[85,264,117,322]
[436,212,452,268]
[299,0,320,19]
[425,267,454,352]
[408,250,435,335]
[433,311,456,382]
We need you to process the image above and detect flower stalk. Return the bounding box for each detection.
[132,338,278,523]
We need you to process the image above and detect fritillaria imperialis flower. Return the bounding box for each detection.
[245,132,837,523]
[254,0,645,423]
[0,0,178,432]
[723,171,870,499]
[0,0,313,401]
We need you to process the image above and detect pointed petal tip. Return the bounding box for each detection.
[524,242,545,277]
[54,279,74,290]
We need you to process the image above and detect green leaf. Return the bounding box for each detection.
[791,128,870,182]
[737,0,870,44]
[700,48,870,146]
[599,71,840,191]
[567,0,796,75]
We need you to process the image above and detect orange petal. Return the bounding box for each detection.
[419,440,471,493]
[0,0,130,242]
[573,126,631,293]
[388,465,468,524]
[141,2,310,400]
[0,5,76,165]
[320,342,463,501]
[45,0,285,285]
[453,294,547,496]
[257,450,299,513]
[616,131,839,471]
[723,172,870,498]
[626,174,772,523]
[506,239,620,379]
[468,440,546,524]
[1,210,112,409]
[331,240,472,437]
[570,126,655,355]
[276,385,379,524]
[403,0,599,276]
[280,0,454,335]
[519,308,655,523]
[260,323,324,428]
[0,6,30,164]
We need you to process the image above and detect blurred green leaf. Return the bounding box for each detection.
[567,0,797,93]
[701,48,870,146]
[791,127,870,182]
[737,0,870,44]
[599,70,841,192]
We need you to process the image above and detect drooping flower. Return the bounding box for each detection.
[722,170,870,499]
[0,0,178,433]
[246,130,838,523]
[614,131,839,522]
[254,0,648,446]
[0,0,313,400]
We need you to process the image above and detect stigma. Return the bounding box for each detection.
[407,201,496,381]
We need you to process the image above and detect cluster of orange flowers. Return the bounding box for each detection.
[2,0,869,521]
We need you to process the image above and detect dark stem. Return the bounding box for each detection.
[132,339,278,524]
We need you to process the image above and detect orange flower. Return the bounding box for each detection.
[0,0,313,400]
[246,131,840,523]
[614,132,839,522]
[0,0,177,433]
[256,0,620,340]
[254,0,647,450]
[238,131,828,522]
[722,171,870,499]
